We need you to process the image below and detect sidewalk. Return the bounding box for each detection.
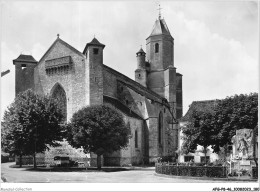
[154,173,258,182]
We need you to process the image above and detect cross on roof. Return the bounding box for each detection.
[157,4,162,19]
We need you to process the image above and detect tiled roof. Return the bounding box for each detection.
[149,18,172,37]
[103,95,143,120]
[180,100,218,122]
[13,54,38,64]
[103,64,168,105]
[83,37,105,54]
[136,48,145,54]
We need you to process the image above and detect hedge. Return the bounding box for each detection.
[1,153,9,163]
[252,167,258,179]
[155,163,227,178]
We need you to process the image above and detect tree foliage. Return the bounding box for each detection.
[66,104,131,169]
[181,93,258,163]
[181,111,216,163]
[212,93,258,153]
[1,89,64,168]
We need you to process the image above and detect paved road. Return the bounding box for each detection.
[0,162,254,183]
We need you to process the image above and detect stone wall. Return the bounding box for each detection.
[15,63,36,96]
[34,39,88,121]
[103,116,145,166]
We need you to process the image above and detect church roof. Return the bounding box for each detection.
[103,95,143,120]
[38,36,84,64]
[83,37,105,54]
[103,64,168,105]
[13,54,38,64]
[149,18,172,37]
[180,100,218,122]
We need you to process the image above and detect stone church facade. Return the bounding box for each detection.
[13,15,183,166]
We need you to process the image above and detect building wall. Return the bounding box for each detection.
[15,62,36,96]
[34,40,88,121]
[103,116,144,166]
[86,45,104,105]
[146,35,173,70]
[103,66,178,164]
[178,122,220,163]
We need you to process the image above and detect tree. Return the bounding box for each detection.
[1,89,64,168]
[181,93,258,165]
[213,93,258,165]
[66,104,131,170]
[181,111,216,164]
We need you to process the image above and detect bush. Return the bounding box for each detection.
[155,163,227,178]
[157,156,176,163]
[1,152,9,163]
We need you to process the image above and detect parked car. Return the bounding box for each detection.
[54,156,69,167]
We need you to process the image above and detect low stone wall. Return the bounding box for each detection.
[252,167,258,179]
[15,156,102,167]
[155,163,227,178]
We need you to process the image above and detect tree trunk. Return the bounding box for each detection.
[19,154,22,168]
[224,144,227,162]
[33,152,37,169]
[204,146,207,165]
[97,155,101,170]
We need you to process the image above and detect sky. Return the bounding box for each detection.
[0,0,259,119]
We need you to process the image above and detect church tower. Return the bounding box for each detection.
[13,54,38,96]
[146,13,176,105]
[83,37,105,105]
[135,48,147,87]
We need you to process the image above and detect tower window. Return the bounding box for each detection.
[155,43,159,53]
[21,64,27,69]
[93,48,99,54]
[135,130,138,148]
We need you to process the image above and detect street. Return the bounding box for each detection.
[1,162,253,183]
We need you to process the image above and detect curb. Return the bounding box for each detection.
[154,173,258,182]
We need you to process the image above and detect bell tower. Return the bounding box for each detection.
[145,9,178,105]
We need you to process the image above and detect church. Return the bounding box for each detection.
[13,13,183,166]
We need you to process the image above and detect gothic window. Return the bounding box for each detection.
[155,43,159,53]
[135,130,138,148]
[51,83,67,123]
[158,112,163,145]
[93,48,99,54]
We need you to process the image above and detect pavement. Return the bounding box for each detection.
[1,162,258,183]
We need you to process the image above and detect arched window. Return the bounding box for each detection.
[158,112,163,145]
[51,83,67,123]
[135,130,138,148]
[155,43,159,53]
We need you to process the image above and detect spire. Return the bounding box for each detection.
[149,18,171,37]
[157,4,162,20]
